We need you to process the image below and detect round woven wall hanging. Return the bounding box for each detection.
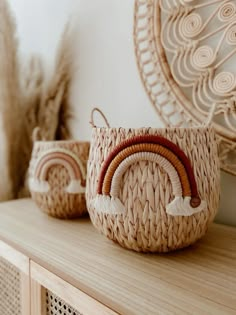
[134,0,236,176]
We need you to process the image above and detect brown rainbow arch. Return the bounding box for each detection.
[94,135,206,216]
[29,148,86,194]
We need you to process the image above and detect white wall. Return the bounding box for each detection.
[70,0,162,139]
[9,0,236,226]
[9,0,76,68]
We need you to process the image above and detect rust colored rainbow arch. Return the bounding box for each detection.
[93,135,206,216]
[29,148,86,194]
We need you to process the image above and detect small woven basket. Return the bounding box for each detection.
[29,129,90,219]
[86,109,220,252]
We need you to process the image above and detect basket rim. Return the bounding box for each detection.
[33,140,90,145]
[92,125,214,132]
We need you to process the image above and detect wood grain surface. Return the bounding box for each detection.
[0,199,235,315]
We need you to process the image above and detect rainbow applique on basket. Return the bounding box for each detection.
[29,137,90,219]
[29,148,86,194]
[93,135,206,217]
[86,108,220,252]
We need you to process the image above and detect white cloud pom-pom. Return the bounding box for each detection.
[93,195,125,214]
[166,196,207,216]
[29,178,50,193]
[66,179,85,194]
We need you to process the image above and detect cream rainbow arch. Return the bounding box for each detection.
[93,135,207,216]
[29,148,86,194]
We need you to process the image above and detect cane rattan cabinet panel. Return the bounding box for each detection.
[45,290,83,315]
[0,241,30,315]
[0,199,235,315]
[30,261,116,315]
[0,256,21,315]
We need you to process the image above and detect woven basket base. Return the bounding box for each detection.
[88,207,210,253]
[32,192,87,219]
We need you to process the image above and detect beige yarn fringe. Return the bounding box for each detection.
[86,126,220,252]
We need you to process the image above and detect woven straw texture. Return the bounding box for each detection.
[45,290,82,315]
[29,141,90,219]
[133,0,236,176]
[0,257,21,315]
[86,126,220,252]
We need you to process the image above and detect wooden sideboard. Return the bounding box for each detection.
[0,199,235,315]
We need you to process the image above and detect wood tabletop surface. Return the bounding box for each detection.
[0,199,235,315]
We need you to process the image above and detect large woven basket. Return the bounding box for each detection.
[86,109,220,252]
[29,135,90,219]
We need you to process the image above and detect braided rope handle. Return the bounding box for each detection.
[90,107,110,128]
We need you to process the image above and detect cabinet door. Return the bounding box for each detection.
[0,241,30,315]
[31,262,118,315]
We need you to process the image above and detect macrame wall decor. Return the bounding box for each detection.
[134,0,236,176]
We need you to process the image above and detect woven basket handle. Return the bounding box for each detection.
[32,127,44,142]
[204,103,218,126]
[90,107,110,128]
